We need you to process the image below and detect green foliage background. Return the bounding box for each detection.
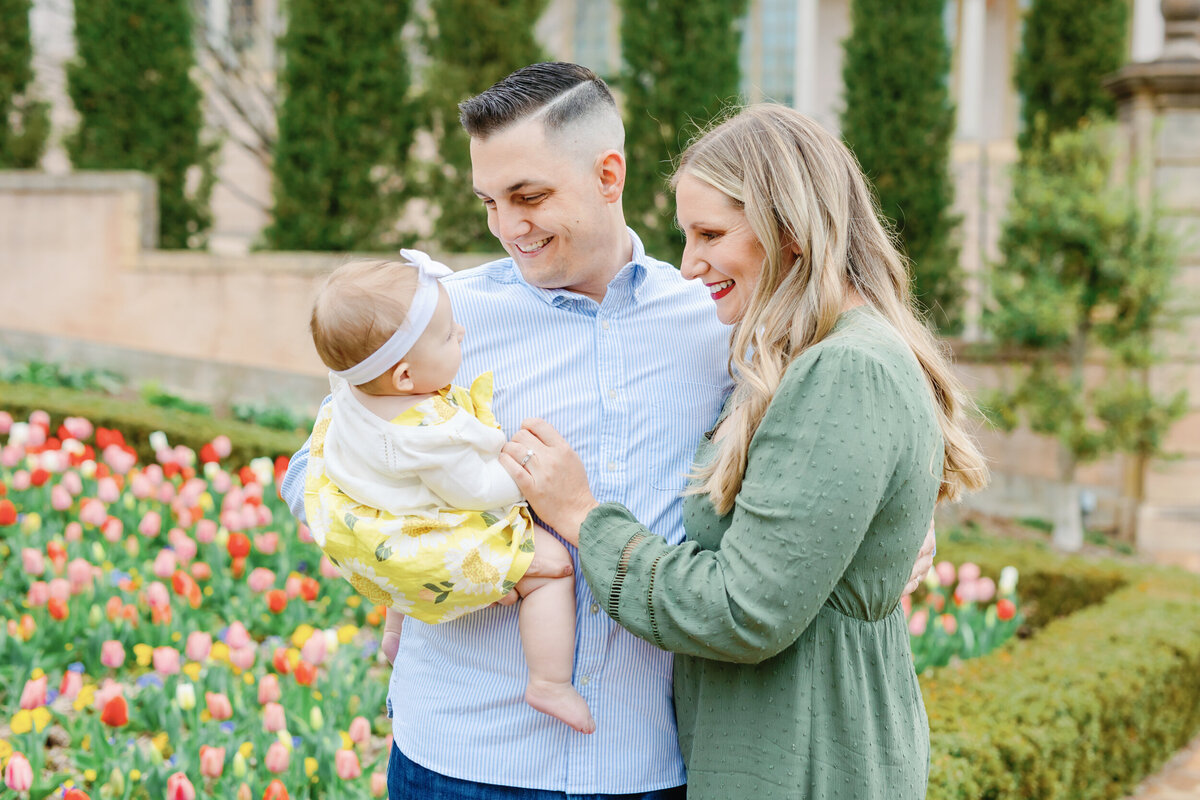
[840,0,962,331]
[1014,0,1128,155]
[419,0,548,253]
[66,0,214,249]
[264,0,416,251]
[0,0,48,167]
[618,0,748,264]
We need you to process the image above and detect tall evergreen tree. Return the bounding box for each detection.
[1014,0,1127,155]
[265,0,416,251]
[841,0,961,331]
[67,0,214,248]
[619,0,747,263]
[419,0,547,253]
[0,0,48,168]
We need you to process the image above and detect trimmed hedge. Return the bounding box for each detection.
[926,532,1200,799]
[1,382,307,467]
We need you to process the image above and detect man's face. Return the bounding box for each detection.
[470,118,615,301]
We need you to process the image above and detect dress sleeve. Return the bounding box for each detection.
[579,345,902,663]
[416,446,524,511]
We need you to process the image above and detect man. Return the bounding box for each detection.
[282,62,932,798]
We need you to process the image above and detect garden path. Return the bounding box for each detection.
[1127,731,1200,799]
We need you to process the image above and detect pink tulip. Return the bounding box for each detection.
[29,409,50,428]
[265,741,290,773]
[185,631,213,662]
[130,472,154,499]
[258,673,281,704]
[238,507,259,531]
[145,581,170,609]
[59,669,83,701]
[908,608,929,636]
[300,632,326,666]
[62,416,93,441]
[206,691,233,721]
[173,444,194,466]
[4,752,32,792]
[248,568,277,594]
[64,521,83,541]
[221,509,243,531]
[61,470,83,496]
[225,621,251,650]
[213,435,232,458]
[199,745,225,778]
[229,645,256,671]
[102,445,136,475]
[27,581,49,606]
[195,518,218,543]
[21,547,45,576]
[67,558,94,593]
[48,578,71,602]
[139,511,162,538]
[50,484,73,511]
[0,410,11,434]
[166,771,196,800]
[371,771,387,798]
[93,679,123,711]
[953,581,976,605]
[101,517,123,542]
[958,562,981,584]
[256,505,275,528]
[212,470,232,493]
[153,646,181,676]
[262,701,286,732]
[173,535,197,564]
[12,470,30,491]
[934,561,956,587]
[80,498,108,527]
[101,640,126,669]
[335,748,362,779]
[97,476,120,503]
[348,715,372,744]
[297,522,314,543]
[174,507,194,528]
[975,576,996,603]
[0,444,21,467]
[320,556,341,579]
[153,549,178,579]
[19,674,48,709]
[157,483,176,504]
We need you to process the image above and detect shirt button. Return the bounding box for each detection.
[608,389,617,400]
[601,319,610,330]
[590,603,600,614]
[580,675,591,686]
[607,461,617,472]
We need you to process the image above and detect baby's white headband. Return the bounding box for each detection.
[332,249,454,385]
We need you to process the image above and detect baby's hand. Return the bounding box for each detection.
[381,608,404,665]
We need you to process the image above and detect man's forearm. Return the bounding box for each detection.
[280,436,312,524]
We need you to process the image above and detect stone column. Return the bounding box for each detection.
[1105,0,1200,566]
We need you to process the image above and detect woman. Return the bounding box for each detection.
[500,104,987,799]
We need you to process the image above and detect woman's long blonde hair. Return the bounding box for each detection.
[676,104,987,515]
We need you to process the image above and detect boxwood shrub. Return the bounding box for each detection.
[926,531,1200,799]
[1,382,307,467]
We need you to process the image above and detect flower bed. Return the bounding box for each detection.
[925,531,1200,799]
[0,410,386,799]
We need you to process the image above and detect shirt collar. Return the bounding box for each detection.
[508,227,653,311]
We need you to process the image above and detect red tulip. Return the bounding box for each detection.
[227,532,251,559]
[166,772,196,800]
[263,779,289,800]
[30,467,50,487]
[0,499,18,526]
[293,659,317,686]
[266,589,288,614]
[272,647,291,675]
[63,789,90,800]
[997,598,1017,622]
[100,694,129,727]
[300,577,320,602]
[48,596,69,620]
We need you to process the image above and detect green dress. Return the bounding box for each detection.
[579,306,941,799]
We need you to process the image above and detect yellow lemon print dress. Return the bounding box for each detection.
[304,372,535,623]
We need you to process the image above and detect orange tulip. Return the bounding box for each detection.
[100,695,129,727]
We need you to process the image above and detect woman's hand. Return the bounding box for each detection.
[902,521,937,597]
[499,418,599,547]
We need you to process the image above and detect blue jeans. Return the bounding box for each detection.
[387,744,687,800]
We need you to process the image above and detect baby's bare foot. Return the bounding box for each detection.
[525,679,596,734]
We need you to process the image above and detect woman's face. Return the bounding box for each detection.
[676,173,767,325]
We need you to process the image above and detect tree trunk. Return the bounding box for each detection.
[1054,442,1084,551]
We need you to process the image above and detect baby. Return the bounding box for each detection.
[304,250,594,734]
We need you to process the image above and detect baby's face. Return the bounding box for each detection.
[402,286,464,393]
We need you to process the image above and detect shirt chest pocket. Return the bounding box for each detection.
[649,381,726,492]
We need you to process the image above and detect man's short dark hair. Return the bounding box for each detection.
[459,62,618,139]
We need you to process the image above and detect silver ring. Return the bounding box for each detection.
[520,449,534,467]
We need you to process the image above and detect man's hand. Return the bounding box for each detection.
[903,521,937,597]
[381,609,404,665]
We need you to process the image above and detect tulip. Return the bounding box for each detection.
[371,771,387,797]
[348,715,372,744]
[997,598,1017,622]
[138,511,162,538]
[265,741,290,773]
[263,779,289,800]
[300,630,326,665]
[953,581,976,605]
[173,535,198,564]
[335,748,362,779]
[27,580,49,606]
[934,561,955,587]
[227,532,251,559]
[62,471,83,496]
[176,683,197,711]
[975,576,997,604]
[237,784,252,800]
[0,498,17,526]
[262,701,286,732]
[4,752,33,792]
[907,608,929,636]
[191,561,212,581]
[939,614,958,636]
[79,498,107,527]
[999,566,1019,596]
[107,768,125,796]
[199,745,225,778]
[166,771,196,800]
[183,631,211,662]
[19,674,47,709]
[267,589,288,614]
[48,596,69,620]
[196,518,218,543]
[258,673,281,704]
[67,558,94,593]
[958,562,981,583]
[320,556,341,579]
[248,567,276,593]
[97,476,120,503]
[21,547,45,576]
[284,574,303,599]
[230,645,256,671]
[50,484,73,510]
[60,669,83,701]
[145,581,170,609]
[226,621,252,650]
[293,659,317,686]
[12,470,30,491]
[153,550,178,579]
[309,705,325,730]
[48,578,70,602]
[63,788,90,800]
[206,691,233,721]
[101,517,123,542]
[255,528,279,553]
[100,694,129,727]
[101,639,126,669]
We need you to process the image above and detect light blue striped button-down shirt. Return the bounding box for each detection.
[281,229,733,793]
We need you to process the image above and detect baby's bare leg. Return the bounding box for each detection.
[515,527,595,734]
